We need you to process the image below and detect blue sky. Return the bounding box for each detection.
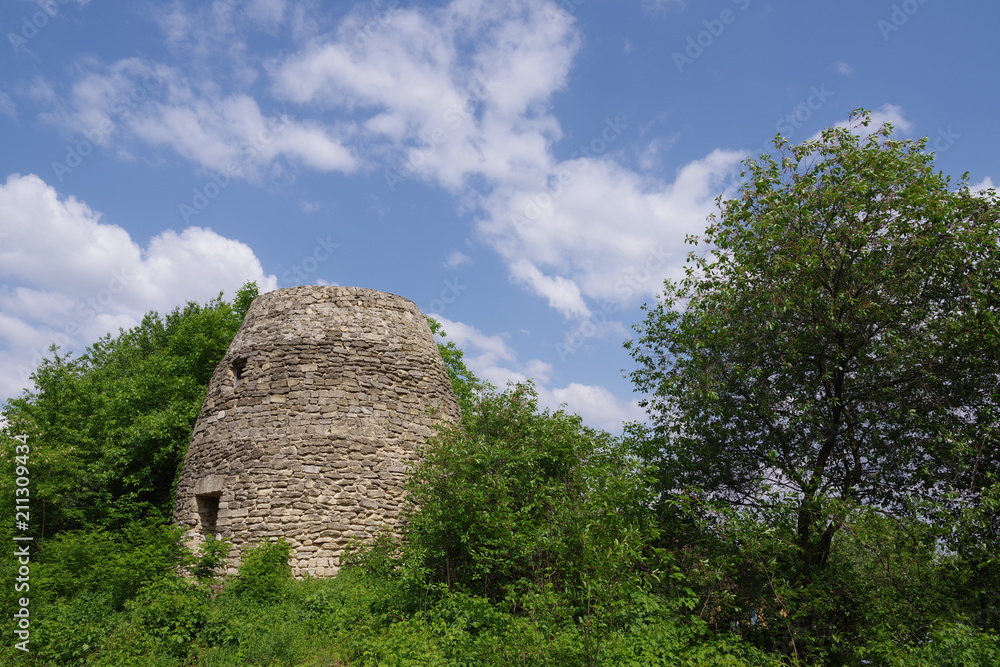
[0,0,997,431]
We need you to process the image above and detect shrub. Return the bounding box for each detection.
[223,539,293,605]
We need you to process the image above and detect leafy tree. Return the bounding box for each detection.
[344,383,786,665]
[428,316,485,422]
[1,282,260,535]
[356,382,657,609]
[626,110,1000,648]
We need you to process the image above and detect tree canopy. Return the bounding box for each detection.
[1,282,260,535]
[627,110,1000,576]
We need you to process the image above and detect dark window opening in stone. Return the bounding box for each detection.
[196,493,222,537]
[232,358,247,384]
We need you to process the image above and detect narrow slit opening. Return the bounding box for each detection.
[232,358,247,384]
[196,493,222,538]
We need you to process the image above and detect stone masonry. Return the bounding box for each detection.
[172,286,461,577]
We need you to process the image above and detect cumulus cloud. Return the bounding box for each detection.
[860,103,913,134]
[814,103,913,141]
[431,315,642,431]
[479,150,743,317]
[38,0,745,322]
[548,383,645,431]
[39,60,357,180]
[269,0,742,318]
[971,176,996,194]
[0,173,278,399]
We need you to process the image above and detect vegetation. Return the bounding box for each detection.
[626,109,1000,661]
[1,111,999,664]
[1,282,259,536]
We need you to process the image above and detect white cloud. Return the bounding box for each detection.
[479,149,743,317]
[0,173,139,295]
[271,0,579,190]
[429,315,518,387]
[443,251,471,269]
[546,383,645,431]
[834,60,854,75]
[133,89,357,177]
[270,0,740,318]
[266,120,357,172]
[429,315,551,390]
[38,0,743,322]
[815,103,913,141]
[507,260,590,318]
[39,61,358,179]
[431,315,641,431]
[861,103,913,134]
[38,57,157,147]
[0,173,278,399]
[971,176,995,194]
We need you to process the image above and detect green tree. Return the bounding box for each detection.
[428,316,484,422]
[345,384,782,665]
[1,282,260,535]
[358,383,657,609]
[626,110,1000,643]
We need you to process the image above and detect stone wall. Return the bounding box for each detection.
[172,286,461,577]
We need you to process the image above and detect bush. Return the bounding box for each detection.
[8,520,187,665]
[223,539,293,605]
[394,383,659,612]
[860,623,1000,667]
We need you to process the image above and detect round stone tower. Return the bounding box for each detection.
[172,286,461,577]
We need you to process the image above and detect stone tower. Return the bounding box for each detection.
[172,286,461,577]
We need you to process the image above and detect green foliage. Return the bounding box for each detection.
[333,383,781,665]
[277,568,778,667]
[6,520,189,665]
[627,109,1000,658]
[394,383,657,609]
[629,107,1000,537]
[114,576,211,658]
[233,280,260,320]
[940,476,1000,636]
[22,592,115,665]
[31,520,186,611]
[223,539,293,605]
[826,507,958,647]
[861,623,1000,667]
[0,284,258,535]
[192,536,231,582]
[428,316,485,422]
[197,600,316,666]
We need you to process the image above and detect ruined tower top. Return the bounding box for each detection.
[173,285,461,577]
